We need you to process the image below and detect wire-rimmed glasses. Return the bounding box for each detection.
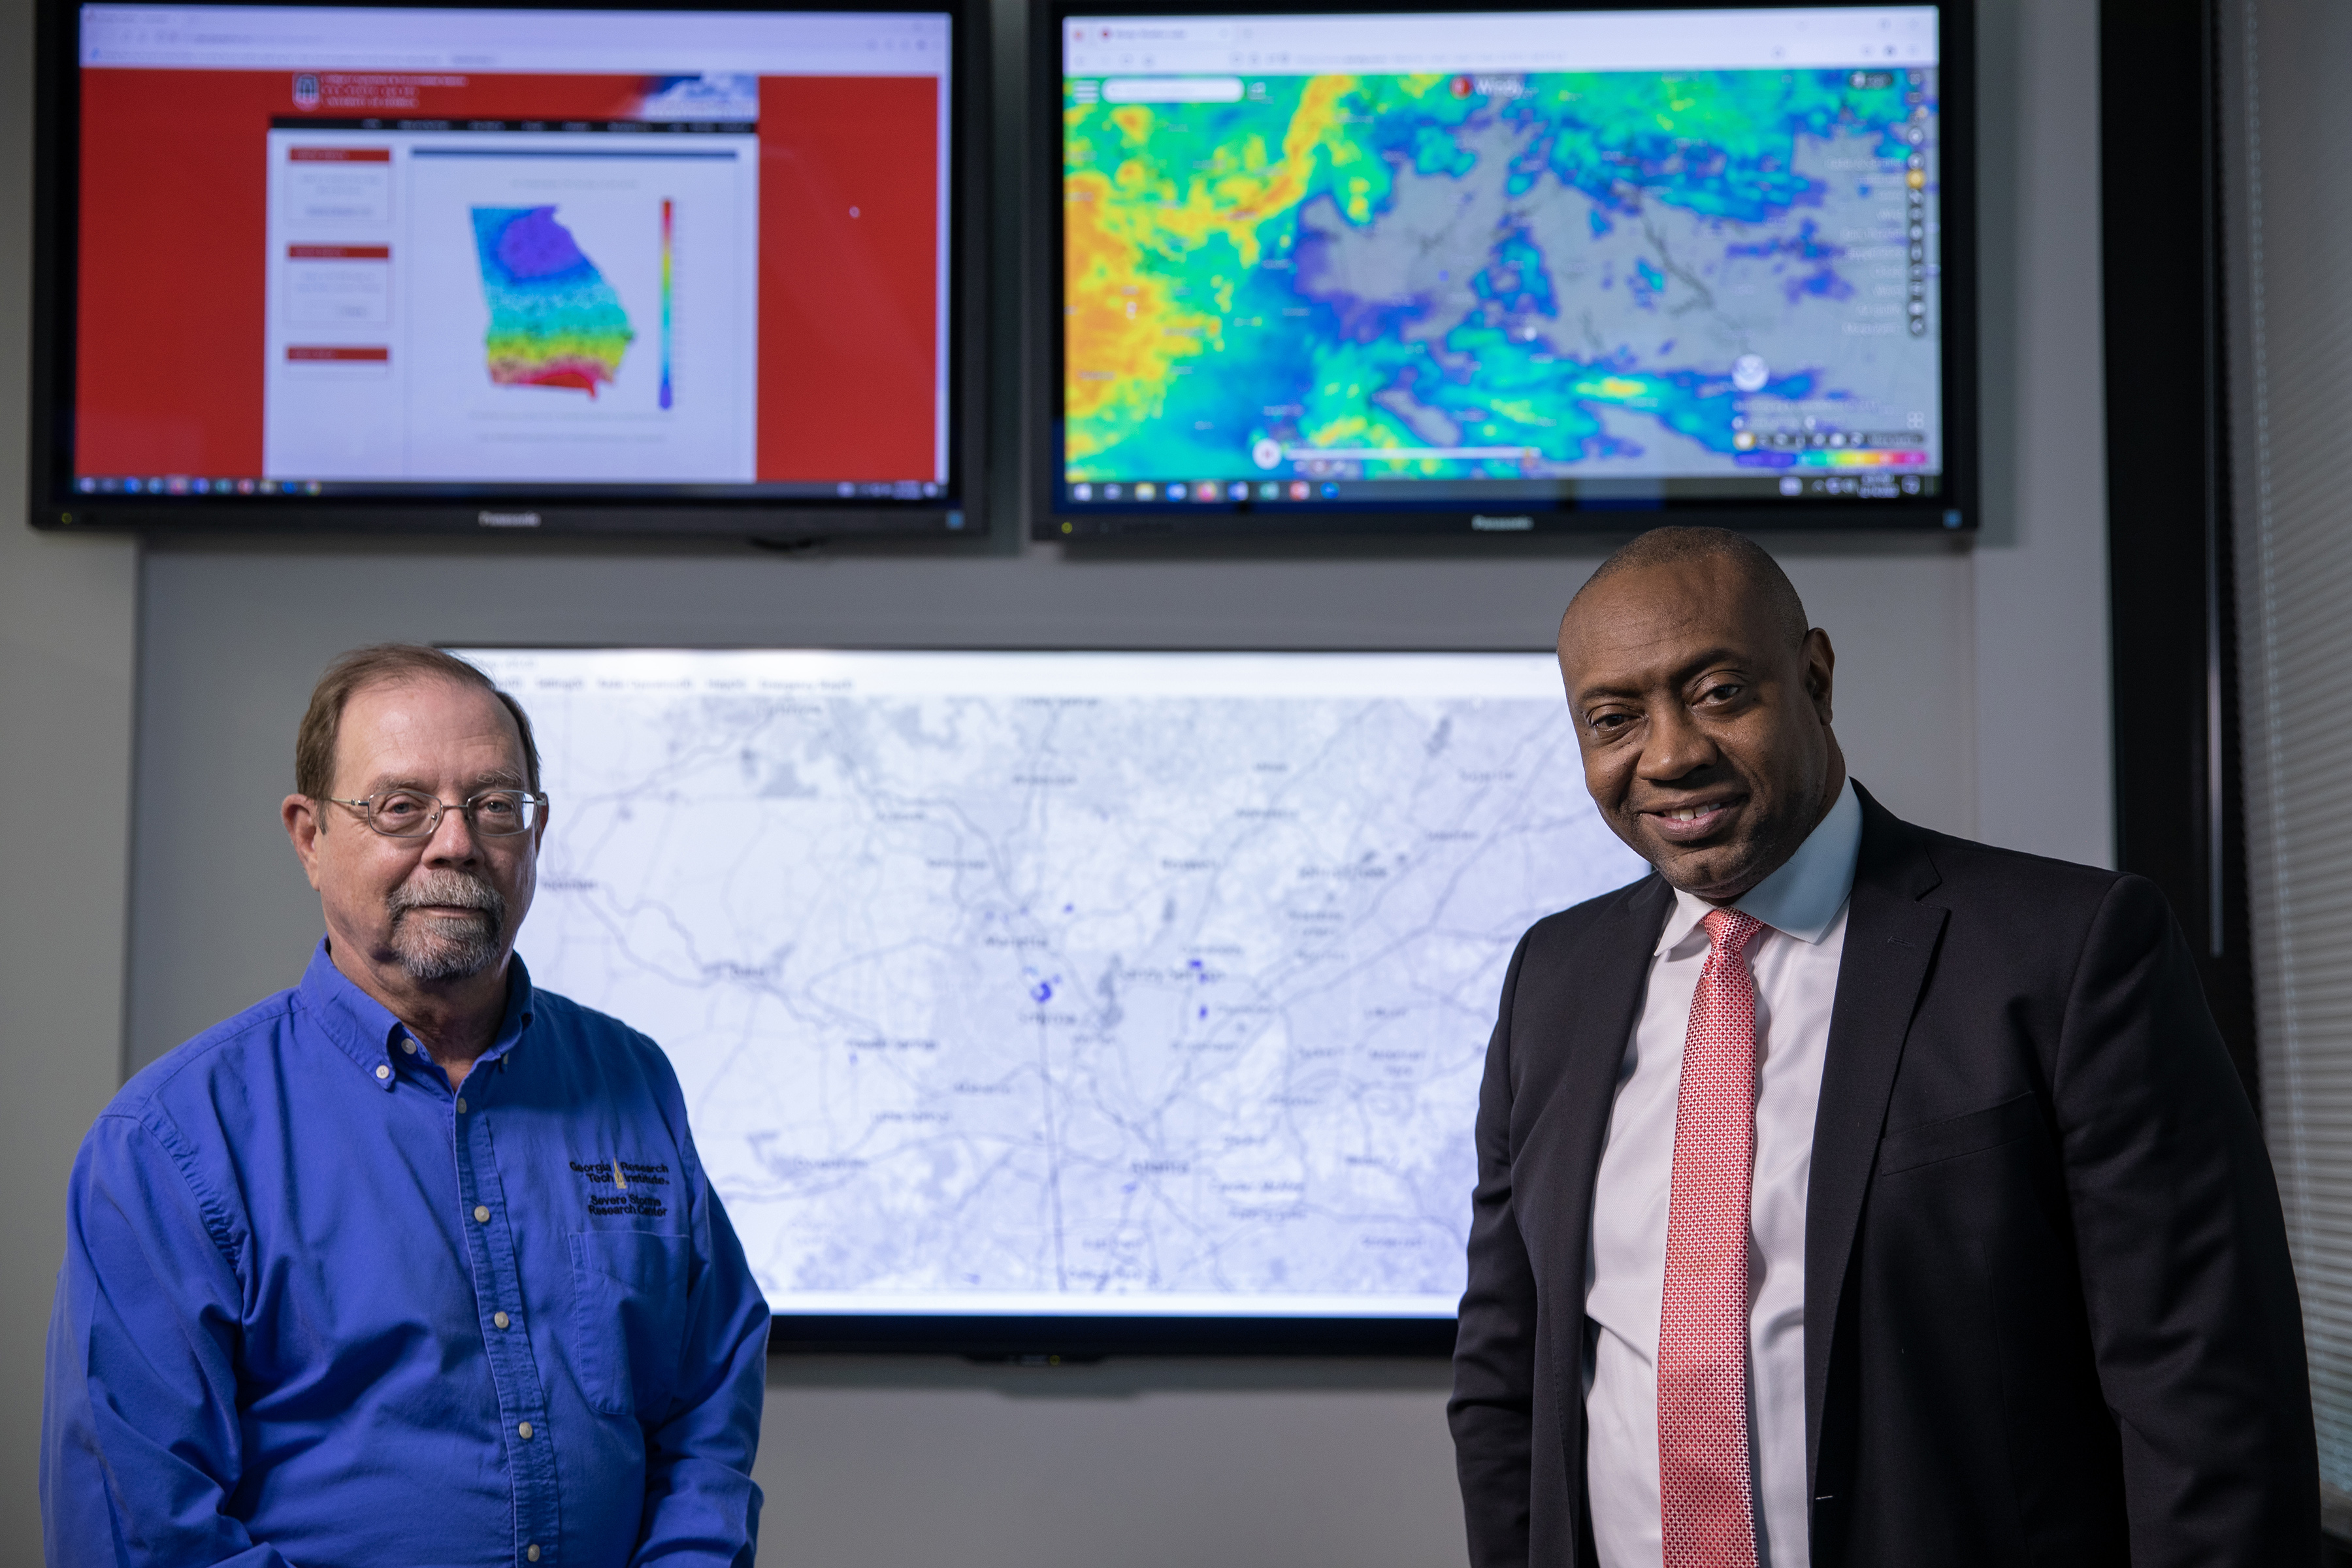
[323,789,547,839]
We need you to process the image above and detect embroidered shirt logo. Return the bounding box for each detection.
[570,1156,671,1218]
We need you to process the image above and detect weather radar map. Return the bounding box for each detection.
[1060,7,1944,509]
[471,206,637,397]
[462,649,1646,1318]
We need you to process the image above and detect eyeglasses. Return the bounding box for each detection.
[323,789,547,839]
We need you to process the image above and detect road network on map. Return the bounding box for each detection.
[496,662,1644,1313]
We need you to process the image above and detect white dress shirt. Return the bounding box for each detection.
[1584,779,1862,1568]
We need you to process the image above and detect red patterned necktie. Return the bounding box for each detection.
[1658,906,1765,1568]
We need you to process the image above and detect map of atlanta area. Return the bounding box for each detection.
[1063,66,1938,484]
[468,649,1648,1316]
[470,205,637,397]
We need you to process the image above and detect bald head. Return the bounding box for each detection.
[1565,526,1810,653]
[1556,527,1844,902]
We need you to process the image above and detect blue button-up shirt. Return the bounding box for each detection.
[42,942,770,1567]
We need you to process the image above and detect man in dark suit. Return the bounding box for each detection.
[1449,526,2317,1567]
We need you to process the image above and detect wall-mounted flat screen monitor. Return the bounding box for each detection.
[1032,1,1974,538]
[31,0,986,538]
[455,647,1645,1354]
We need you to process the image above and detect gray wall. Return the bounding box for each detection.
[0,0,144,1550]
[0,0,2111,1558]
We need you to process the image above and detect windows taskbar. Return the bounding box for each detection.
[1060,472,1944,506]
[68,478,949,502]
[1042,472,1965,536]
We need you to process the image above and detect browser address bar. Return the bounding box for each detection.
[1101,76,1245,103]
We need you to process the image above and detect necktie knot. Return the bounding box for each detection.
[1701,906,1763,961]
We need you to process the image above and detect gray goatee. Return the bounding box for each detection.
[386,869,508,982]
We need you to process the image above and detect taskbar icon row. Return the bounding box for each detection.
[832,480,945,500]
[1062,474,1943,505]
[1069,480,1342,504]
[78,476,324,497]
[81,476,953,502]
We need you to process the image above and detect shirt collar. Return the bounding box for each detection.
[293,938,540,1090]
[1653,777,1863,956]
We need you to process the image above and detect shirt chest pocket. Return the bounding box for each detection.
[568,1230,694,1418]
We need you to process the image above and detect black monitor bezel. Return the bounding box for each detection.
[28,0,992,542]
[768,1313,1454,1356]
[1026,0,1979,540]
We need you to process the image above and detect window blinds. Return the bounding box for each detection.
[2223,0,2352,1533]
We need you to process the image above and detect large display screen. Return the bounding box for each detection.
[457,647,1644,1345]
[1039,2,1969,537]
[35,1,973,535]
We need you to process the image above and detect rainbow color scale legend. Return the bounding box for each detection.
[659,197,675,412]
[1791,448,1932,467]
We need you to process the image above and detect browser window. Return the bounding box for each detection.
[73,5,951,501]
[1053,6,1947,521]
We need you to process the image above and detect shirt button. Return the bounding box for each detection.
[374,1064,391,1081]
[493,1310,511,1329]
[400,1037,417,1054]
[527,1548,540,1563]
[474,1205,491,1223]
[456,1098,468,1113]
[517,1421,534,1440]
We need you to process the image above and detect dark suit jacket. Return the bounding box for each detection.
[1448,785,2318,1567]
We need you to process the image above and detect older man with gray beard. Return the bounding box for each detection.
[42,645,770,1568]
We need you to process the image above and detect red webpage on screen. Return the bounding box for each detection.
[75,67,939,484]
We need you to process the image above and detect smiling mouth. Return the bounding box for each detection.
[1641,798,1741,841]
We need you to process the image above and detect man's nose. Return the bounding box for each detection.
[421,800,483,862]
[1639,702,1719,781]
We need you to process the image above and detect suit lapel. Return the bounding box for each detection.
[1539,874,1675,1520]
[1802,787,1948,1498]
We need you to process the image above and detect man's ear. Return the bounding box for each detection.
[1802,627,1836,722]
[284,794,327,892]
